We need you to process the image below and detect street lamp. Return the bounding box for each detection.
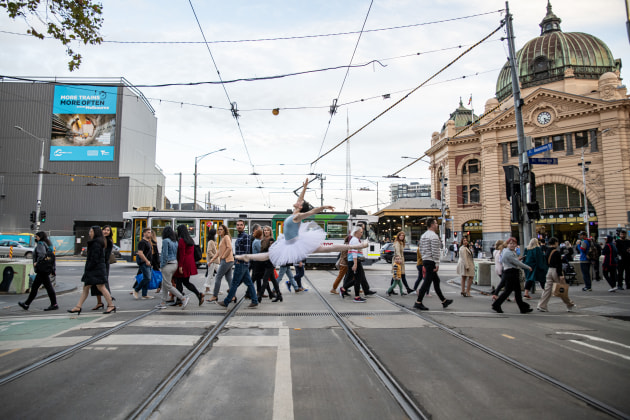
[354,177,379,211]
[14,126,46,232]
[439,174,448,247]
[194,148,226,209]
[207,189,234,210]
[578,153,591,238]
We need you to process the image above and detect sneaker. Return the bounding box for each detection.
[442,299,453,309]
[132,290,139,300]
[353,297,366,303]
[18,301,29,310]
[536,307,548,312]
[608,288,617,292]
[491,304,503,313]
[339,287,346,299]
[410,290,417,295]
[182,296,190,309]
[567,304,576,312]
[617,286,624,290]
[365,290,376,296]
[285,281,291,292]
[521,308,533,314]
[582,287,592,292]
[414,302,429,310]
[217,301,227,308]
[247,303,258,308]
[142,295,155,300]
[44,304,59,311]
[155,304,167,309]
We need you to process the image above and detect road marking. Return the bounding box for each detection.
[569,340,630,361]
[0,336,91,350]
[502,334,515,339]
[556,332,630,350]
[273,327,293,420]
[213,336,279,347]
[96,334,200,346]
[0,348,20,358]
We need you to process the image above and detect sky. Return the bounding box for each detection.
[1,0,628,213]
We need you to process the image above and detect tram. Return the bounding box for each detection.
[120,209,381,266]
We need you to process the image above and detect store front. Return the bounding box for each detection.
[462,220,483,243]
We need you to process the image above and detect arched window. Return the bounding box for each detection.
[462,159,479,174]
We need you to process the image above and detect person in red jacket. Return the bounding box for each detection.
[174,224,204,306]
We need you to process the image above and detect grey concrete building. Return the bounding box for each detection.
[0,77,164,253]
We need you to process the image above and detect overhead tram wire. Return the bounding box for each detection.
[187,0,266,203]
[313,0,374,171]
[0,9,503,45]
[310,22,506,167]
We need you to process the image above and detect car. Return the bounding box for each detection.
[381,243,418,263]
[0,240,35,259]
[81,244,121,259]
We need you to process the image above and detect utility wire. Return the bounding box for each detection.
[311,23,505,166]
[0,10,503,44]
[187,0,266,204]
[313,0,374,171]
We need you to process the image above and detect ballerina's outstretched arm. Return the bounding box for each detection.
[313,241,368,253]
[234,252,269,262]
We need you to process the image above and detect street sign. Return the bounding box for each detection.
[529,157,558,165]
[527,143,553,156]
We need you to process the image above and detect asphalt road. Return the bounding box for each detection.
[0,260,628,419]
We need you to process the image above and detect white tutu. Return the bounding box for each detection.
[269,221,326,266]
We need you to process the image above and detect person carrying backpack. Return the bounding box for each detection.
[18,231,58,311]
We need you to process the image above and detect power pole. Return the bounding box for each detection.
[505,1,532,246]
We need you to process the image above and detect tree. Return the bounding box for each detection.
[1,0,104,71]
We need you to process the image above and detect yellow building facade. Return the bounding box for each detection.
[425,4,629,249]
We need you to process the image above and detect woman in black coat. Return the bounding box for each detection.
[91,225,114,310]
[68,226,116,315]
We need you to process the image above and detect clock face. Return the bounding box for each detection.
[537,111,551,125]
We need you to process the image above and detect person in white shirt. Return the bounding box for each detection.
[414,218,453,311]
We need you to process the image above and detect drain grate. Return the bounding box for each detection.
[156,311,405,317]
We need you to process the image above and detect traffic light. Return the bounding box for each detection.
[526,202,541,220]
[511,191,522,223]
[40,211,47,223]
[454,232,458,238]
[30,211,36,223]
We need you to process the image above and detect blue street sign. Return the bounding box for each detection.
[527,143,553,156]
[529,157,558,165]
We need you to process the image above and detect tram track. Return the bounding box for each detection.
[0,307,162,387]
[316,266,629,420]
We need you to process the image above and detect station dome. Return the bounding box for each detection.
[495,1,621,101]
[441,98,477,131]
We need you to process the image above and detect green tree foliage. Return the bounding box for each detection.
[1,0,104,71]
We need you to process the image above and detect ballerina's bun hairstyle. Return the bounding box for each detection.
[300,201,313,213]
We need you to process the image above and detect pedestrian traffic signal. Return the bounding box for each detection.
[454,232,458,238]
[526,202,541,220]
[40,211,47,223]
[30,211,36,223]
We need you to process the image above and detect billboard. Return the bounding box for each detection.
[50,85,118,161]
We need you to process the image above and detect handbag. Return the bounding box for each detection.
[553,282,569,298]
[136,269,163,290]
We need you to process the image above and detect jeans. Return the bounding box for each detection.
[294,264,305,289]
[580,261,591,289]
[213,260,233,297]
[618,262,630,288]
[494,268,530,312]
[278,265,298,290]
[224,262,258,305]
[25,271,57,306]
[161,262,184,302]
[417,260,445,303]
[135,262,152,297]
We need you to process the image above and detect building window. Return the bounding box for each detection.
[510,142,519,157]
[469,185,480,203]
[502,143,509,163]
[575,131,588,148]
[462,159,479,174]
[462,186,468,204]
[552,135,564,152]
[534,137,545,148]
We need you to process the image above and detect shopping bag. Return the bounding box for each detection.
[148,270,162,290]
[553,282,569,298]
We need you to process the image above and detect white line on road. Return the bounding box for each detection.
[273,327,293,420]
[569,340,630,361]
[556,332,630,350]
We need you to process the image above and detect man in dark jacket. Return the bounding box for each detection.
[616,230,630,289]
